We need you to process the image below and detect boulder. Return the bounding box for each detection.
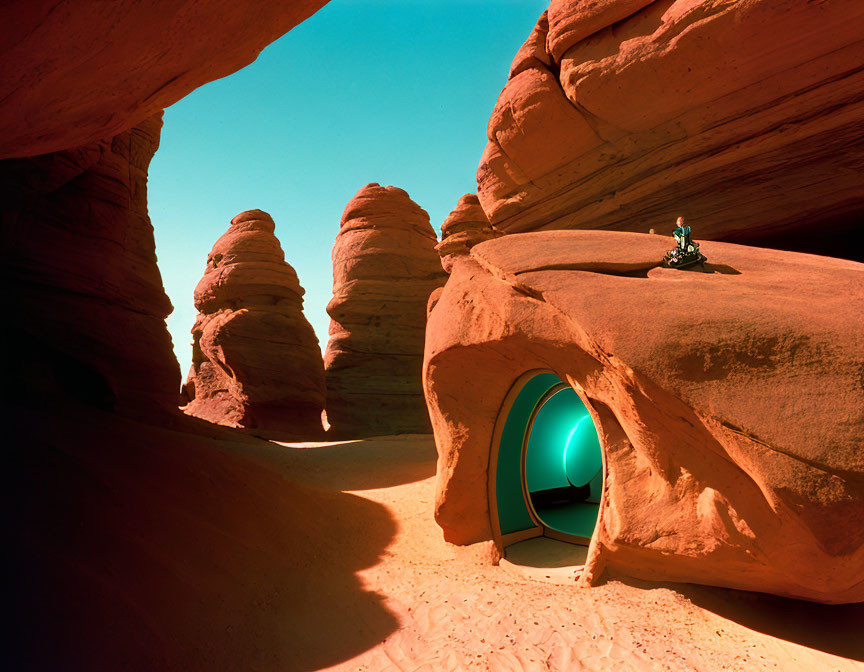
[324,183,447,437]
[478,0,864,259]
[0,0,328,158]
[424,230,864,603]
[2,114,181,418]
[182,210,325,433]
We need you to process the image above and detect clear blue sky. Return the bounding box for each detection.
[150,0,546,376]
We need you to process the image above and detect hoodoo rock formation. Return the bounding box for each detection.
[0,0,328,158]
[3,114,180,417]
[436,194,502,274]
[424,230,864,604]
[428,193,503,316]
[478,1,864,258]
[324,183,447,437]
[182,210,325,434]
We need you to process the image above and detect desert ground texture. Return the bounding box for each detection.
[274,435,864,672]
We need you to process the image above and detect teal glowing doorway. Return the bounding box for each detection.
[491,372,603,547]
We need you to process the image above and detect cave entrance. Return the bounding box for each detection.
[490,372,603,548]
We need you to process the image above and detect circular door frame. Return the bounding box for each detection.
[488,370,603,550]
[520,382,596,546]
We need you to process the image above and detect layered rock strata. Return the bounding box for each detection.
[424,230,864,604]
[2,113,180,417]
[182,210,325,433]
[478,1,864,258]
[324,183,447,437]
[435,194,502,274]
[0,0,328,158]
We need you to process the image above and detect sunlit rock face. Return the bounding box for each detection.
[2,113,181,418]
[424,230,864,604]
[435,193,502,274]
[324,183,447,438]
[478,0,864,259]
[0,0,329,158]
[181,210,326,434]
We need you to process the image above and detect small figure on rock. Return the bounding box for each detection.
[664,216,707,269]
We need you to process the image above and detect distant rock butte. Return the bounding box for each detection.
[424,230,864,604]
[324,183,447,437]
[182,210,325,433]
[0,0,328,158]
[478,0,864,258]
[3,113,180,417]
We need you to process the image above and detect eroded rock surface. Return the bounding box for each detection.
[436,193,502,274]
[0,0,328,158]
[182,210,325,433]
[324,183,447,437]
[2,113,180,417]
[424,230,864,603]
[478,1,864,258]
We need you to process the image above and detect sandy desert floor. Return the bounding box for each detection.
[266,435,864,672]
[11,407,864,671]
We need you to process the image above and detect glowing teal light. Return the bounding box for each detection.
[497,373,605,542]
[563,415,602,487]
[525,388,586,492]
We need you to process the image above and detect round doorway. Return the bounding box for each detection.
[491,372,603,546]
[523,383,602,542]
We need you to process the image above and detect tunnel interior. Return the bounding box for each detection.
[494,373,603,546]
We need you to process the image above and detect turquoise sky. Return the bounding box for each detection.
[150,0,546,376]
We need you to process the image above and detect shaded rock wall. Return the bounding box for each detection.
[478,0,864,259]
[0,0,328,158]
[424,230,864,604]
[325,183,447,437]
[182,210,325,434]
[2,114,180,417]
[2,0,330,423]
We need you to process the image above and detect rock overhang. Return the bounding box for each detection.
[476,0,864,259]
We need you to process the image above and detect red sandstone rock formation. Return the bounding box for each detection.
[0,0,328,158]
[2,0,327,425]
[324,183,447,437]
[478,1,864,258]
[424,230,864,604]
[3,113,180,417]
[436,194,502,274]
[182,210,325,433]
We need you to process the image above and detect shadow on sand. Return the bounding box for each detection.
[616,575,864,662]
[501,537,862,660]
[10,403,401,671]
[678,582,864,662]
[504,537,588,569]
